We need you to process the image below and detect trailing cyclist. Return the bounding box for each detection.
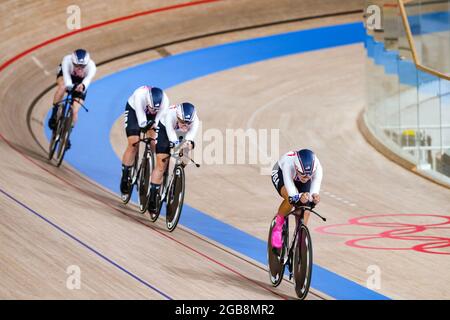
[120,86,169,196]
[48,49,97,149]
[270,149,323,249]
[147,102,199,212]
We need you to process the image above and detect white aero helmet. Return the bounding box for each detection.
[71,49,90,66]
[294,149,317,177]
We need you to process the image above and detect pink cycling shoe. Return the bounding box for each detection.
[271,215,285,249]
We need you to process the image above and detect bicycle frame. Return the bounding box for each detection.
[55,88,88,120]
[282,205,326,267]
[131,131,156,183]
[53,90,88,135]
[160,142,187,201]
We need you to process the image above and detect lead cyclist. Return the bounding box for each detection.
[48,49,97,150]
[270,149,323,249]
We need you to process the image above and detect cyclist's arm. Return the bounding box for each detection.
[134,90,149,128]
[166,113,178,144]
[81,61,97,90]
[310,158,323,195]
[61,56,73,90]
[153,92,169,127]
[184,115,199,142]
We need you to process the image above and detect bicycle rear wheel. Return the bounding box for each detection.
[165,165,185,232]
[293,224,313,300]
[267,217,288,287]
[49,105,63,160]
[55,111,73,167]
[138,149,154,212]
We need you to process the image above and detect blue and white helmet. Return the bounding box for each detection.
[294,149,317,177]
[176,102,196,124]
[147,87,164,112]
[71,49,90,66]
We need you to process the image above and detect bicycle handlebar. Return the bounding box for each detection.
[132,132,157,147]
[55,86,89,112]
[290,203,326,222]
[169,140,201,168]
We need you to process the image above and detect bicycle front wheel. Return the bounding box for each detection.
[138,150,154,212]
[55,112,73,167]
[293,224,313,300]
[48,127,59,160]
[48,106,63,160]
[165,165,185,232]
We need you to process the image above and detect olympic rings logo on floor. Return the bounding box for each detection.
[315,214,450,255]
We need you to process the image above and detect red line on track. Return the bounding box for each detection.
[0,0,222,73]
[0,0,289,299]
[0,132,288,299]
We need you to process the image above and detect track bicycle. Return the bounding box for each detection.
[267,203,326,300]
[48,87,88,167]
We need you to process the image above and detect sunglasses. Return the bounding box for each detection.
[73,64,86,68]
[296,170,311,179]
[177,118,192,125]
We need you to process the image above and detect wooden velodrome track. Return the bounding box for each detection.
[1,0,449,300]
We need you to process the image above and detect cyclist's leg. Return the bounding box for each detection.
[271,165,293,248]
[151,124,170,184]
[278,186,293,216]
[148,124,170,210]
[71,87,87,126]
[71,99,82,126]
[144,113,157,152]
[70,75,87,125]
[121,104,140,194]
[272,164,293,216]
[147,128,157,152]
[63,96,83,150]
[53,76,66,105]
[49,74,65,129]
[122,135,140,166]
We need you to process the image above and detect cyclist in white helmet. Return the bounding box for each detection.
[120,86,169,196]
[48,49,97,149]
[270,149,323,249]
[147,102,199,212]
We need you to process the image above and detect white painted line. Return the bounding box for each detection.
[278,113,291,132]
[31,56,50,76]
[323,191,357,208]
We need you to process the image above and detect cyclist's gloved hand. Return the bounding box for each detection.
[312,193,320,205]
[289,194,301,205]
[186,140,195,150]
[300,192,310,204]
[75,83,85,92]
[169,140,180,149]
[142,120,155,132]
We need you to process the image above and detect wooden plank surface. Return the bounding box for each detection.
[0,0,367,299]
